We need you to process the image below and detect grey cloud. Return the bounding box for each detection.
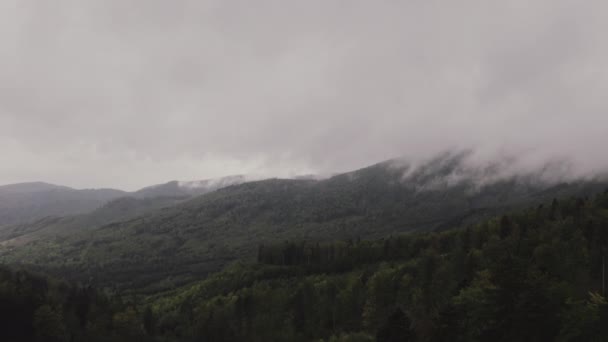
[1,0,607,190]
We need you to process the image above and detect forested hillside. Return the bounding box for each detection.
[0,196,188,246]
[0,176,251,229]
[133,176,249,199]
[142,190,608,342]
[1,156,606,292]
[3,0,605,340]
[2,183,608,341]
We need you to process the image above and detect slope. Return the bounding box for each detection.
[0,196,189,246]
[144,190,608,342]
[1,154,606,291]
[0,175,253,236]
[133,175,250,198]
[0,182,127,227]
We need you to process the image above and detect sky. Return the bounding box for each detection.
[1,0,607,190]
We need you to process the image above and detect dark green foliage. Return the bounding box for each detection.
[140,191,608,341]
[376,308,414,342]
[0,266,154,342]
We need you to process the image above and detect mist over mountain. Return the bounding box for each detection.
[2,1,608,190]
[388,150,606,191]
[2,1,608,340]
[2,153,605,291]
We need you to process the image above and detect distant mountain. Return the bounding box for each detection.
[0,181,70,193]
[0,182,127,227]
[0,196,188,246]
[2,153,606,291]
[0,176,253,227]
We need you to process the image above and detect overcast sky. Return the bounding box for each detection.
[1,1,607,190]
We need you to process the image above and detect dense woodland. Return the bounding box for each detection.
[3,190,608,341]
[0,266,151,342]
[144,191,608,341]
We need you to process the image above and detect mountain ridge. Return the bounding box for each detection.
[2,154,607,291]
[0,175,256,227]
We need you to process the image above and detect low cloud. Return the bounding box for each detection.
[1,1,607,190]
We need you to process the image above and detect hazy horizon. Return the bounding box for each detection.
[2,149,605,193]
[2,1,607,190]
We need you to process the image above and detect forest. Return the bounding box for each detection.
[3,190,608,341]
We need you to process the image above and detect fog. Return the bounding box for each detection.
[1,1,607,190]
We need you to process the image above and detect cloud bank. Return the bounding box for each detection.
[1,0,607,189]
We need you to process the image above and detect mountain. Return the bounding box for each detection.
[2,153,606,291]
[133,175,250,198]
[0,181,70,193]
[0,176,253,228]
[0,182,127,227]
[4,191,608,342]
[0,196,188,246]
